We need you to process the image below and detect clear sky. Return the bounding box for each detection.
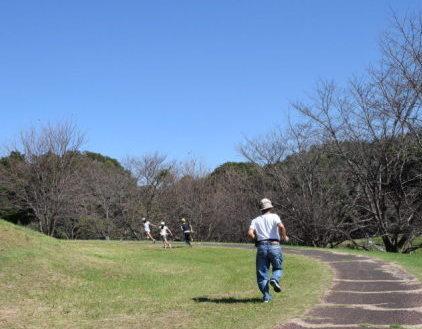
[0,1,420,169]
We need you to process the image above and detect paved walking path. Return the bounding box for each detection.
[201,243,422,328]
[278,248,422,329]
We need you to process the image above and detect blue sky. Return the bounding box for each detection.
[0,1,420,169]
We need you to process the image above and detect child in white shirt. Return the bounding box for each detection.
[159,222,173,249]
[142,218,156,243]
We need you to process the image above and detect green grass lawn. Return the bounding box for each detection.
[0,220,331,329]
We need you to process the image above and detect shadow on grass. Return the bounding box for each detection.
[154,245,184,249]
[192,296,262,304]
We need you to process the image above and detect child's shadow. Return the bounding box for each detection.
[192,296,262,304]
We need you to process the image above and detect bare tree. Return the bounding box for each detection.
[0,122,84,236]
[124,153,175,222]
[74,157,136,239]
[240,126,357,247]
[294,78,421,252]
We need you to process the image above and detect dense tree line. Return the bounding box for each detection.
[0,14,421,252]
[0,136,259,243]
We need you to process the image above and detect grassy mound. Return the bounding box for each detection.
[0,220,331,329]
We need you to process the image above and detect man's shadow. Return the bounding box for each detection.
[192,296,262,304]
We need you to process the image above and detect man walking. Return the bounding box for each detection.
[248,198,289,303]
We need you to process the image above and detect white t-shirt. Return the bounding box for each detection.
[143,221,151,232]
[160,226,169,236]
[249,213,282,242]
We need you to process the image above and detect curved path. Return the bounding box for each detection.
[278,248,422,329]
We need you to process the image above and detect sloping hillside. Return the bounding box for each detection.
[0,220,330,329]
[0,219,59,250]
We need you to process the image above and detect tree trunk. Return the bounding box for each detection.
[382,236,398,252]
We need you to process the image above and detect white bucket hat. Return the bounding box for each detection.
[160,221,165,226]
[181,218,186,222]
[260,198,274,210]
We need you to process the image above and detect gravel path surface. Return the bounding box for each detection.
[277,248,422,329]
[203,243,422,328]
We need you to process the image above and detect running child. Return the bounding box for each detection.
[159,221,173,249]
[180,218,193,247]
[142,218,156,243]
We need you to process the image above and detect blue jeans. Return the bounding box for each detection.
[256,243,283,301]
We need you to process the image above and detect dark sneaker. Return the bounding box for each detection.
[270,279,282,293]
